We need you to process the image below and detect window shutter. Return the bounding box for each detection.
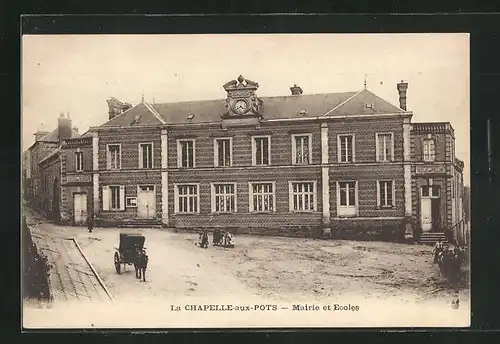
[291,137,297,165]
[390,134,395,161]
[102,186,110,211]
[288,182,293,211]
[375,134,380,162]
[336,136,340,162]
[106,148,111,170]
[210,184,215,212]
[392,180,396,206]
[138,144,142,169]
[251,138,256,166]
[376,181,380,207]
[352,135,356,163]
[120,186,125,210]
[174,185,179,213]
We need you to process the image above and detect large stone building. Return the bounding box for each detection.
[24,76,466,243]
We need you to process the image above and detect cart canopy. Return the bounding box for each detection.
[119,233,145,252]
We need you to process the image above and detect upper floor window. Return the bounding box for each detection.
[289,181,316,212]
[177,139,195,168]
[214,138,232,167]
[292,134,312,165]
[252,136,271,166]
[174,184,199,213]
[211,183,237,213]
[423,138,435,162]
[338,134,354,163]
[377,180,395,208]
[422,185,440,198]
[376,133,394,162]
[249,182,275,212]
[106,144,121,170]
[139,143,153,169]
[75,151,84,172]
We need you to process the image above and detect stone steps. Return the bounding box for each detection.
[419,232,447,245]
[96,217,163,229]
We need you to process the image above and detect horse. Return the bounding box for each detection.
[134,248,149,282]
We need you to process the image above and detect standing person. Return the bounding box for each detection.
[87,207,94,233]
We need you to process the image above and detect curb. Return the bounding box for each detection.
[73,238,114,303]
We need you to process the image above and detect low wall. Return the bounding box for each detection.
[94,216,412,243]
[329,218,407,242]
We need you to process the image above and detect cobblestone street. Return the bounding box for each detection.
[30,229,112,303]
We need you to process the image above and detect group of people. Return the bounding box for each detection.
[432,240,466,283]
[197,229,235,249]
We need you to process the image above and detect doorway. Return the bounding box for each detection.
[137,185,156,219]
[420,185,441,232]
[73,193,88,226]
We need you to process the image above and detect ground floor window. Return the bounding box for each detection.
[102,185,125,211]
[377,180,395,208]
[211,183,236,213]
[289,181,316,211]
[337,181,357,217]
[249,182,275,212]
[175,184,199,213]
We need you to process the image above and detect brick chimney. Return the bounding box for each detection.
[57,112,72,140]
[290,84,303,96]
[34,131,50,141]
[107,97,132,120]
[397,80,408,111]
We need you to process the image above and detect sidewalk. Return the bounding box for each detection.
[26,208,113,304]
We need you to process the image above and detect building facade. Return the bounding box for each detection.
[24,76,466,242]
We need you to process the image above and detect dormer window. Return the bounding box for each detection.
[131,115,141,124]
[364,101,374,110]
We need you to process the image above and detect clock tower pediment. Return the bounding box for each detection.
[222,75,263,120]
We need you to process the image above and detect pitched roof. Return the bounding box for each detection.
[38,147,61,165]
[100,103,165,127]
[327,90,404,116]
[39,127,81,142]
[98,89,406,128]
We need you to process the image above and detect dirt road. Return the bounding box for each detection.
[23,208,469,328]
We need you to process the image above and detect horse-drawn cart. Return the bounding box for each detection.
[114,232,146,274]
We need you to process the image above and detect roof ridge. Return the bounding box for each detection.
[363,89,406,112]
[100,102,143,126]
[152,90,360,106]
[143,102,167,124]
[321,89,364,117]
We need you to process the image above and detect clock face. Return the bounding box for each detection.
[233,99,248,114]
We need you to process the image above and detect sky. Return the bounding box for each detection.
[22,33,470,184]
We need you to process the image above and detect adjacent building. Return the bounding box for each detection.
[24,76,466,243]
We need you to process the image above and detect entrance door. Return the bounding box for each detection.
[431,198,441,231]
[421,197,432,232]
[73,193,87,226]
[137,185,156,219]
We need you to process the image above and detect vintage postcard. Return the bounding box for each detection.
[21,33,470,328]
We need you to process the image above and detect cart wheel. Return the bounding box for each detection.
[114,252,121,274]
